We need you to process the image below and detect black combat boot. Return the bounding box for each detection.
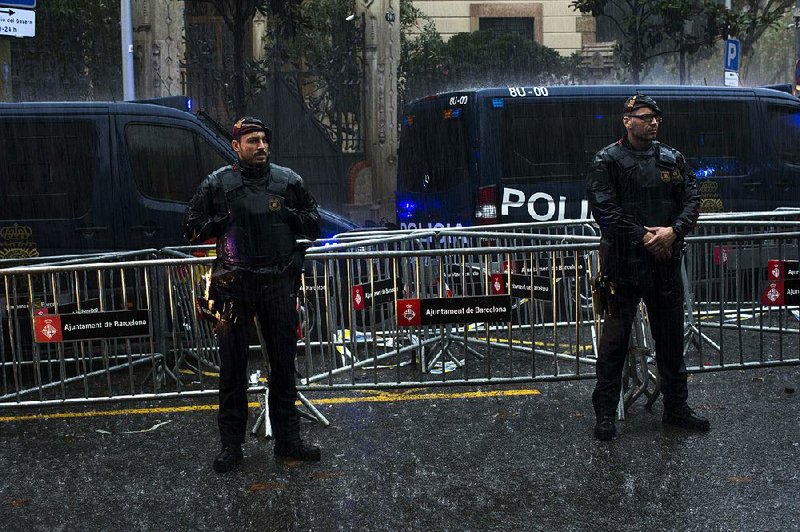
[662,404,710,431]
[594,414,617,441]
[274,440,321,461]
[213,443,244,473]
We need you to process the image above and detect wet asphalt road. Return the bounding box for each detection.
[1,366,798,532]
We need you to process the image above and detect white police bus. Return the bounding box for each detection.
[396,85,800,229]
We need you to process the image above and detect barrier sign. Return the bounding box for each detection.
[490,273,552,301]
[767,259,799,280]
[503,257,584,278]
[33,309,151,342]
[396,295,511,326]
[761,279,800,306]
[352,277,399,310]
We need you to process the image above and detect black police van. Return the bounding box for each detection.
[0,98,358,259]
[397,84,800,229]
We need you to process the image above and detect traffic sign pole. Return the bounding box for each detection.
[120,0,135,100]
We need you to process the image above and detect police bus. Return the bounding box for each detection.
[396,85,800,229]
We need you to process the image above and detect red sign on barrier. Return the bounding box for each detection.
[761,279,800,306]
[352,285,366,310]
[33,315,63,343]
[767,259,799,280]
[397,299,422,326]
[396,295,511,327]
[490,273,505,294]
[713,245,728,265]
[32,310,150,343]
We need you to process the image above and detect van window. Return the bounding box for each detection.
[767,105,800,164]
[501,99,750,183]
[126,123,229,202]
[0,119,95,220]
[397,107,470,193]
[655,100,750,176]
[501,100,618,183]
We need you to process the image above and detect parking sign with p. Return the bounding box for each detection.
[725,38,740,72]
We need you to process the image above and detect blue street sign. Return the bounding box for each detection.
[724,38,740,72]
[0,0,36,8]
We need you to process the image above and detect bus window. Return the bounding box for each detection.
[767,105,800,164]
[397,106,470,193]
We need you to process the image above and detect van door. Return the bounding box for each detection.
[763,99,800,207]
[114,115,233,250]
[0,111,117,257]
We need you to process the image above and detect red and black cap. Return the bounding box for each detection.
[623,94,662,116]
[232,116,272,142]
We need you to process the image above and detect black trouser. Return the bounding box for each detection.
[592,265,688,417]
[215,277,300,446]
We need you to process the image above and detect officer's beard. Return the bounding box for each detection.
[253,151,269,167]
[242,151,269,169]
[239,158,267,179]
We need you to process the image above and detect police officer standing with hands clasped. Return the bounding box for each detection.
[184,117,322,472]
[586,95,710,441]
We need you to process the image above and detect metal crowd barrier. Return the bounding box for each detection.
[1,212,799,411]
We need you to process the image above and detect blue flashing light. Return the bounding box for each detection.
[784,112,800,128]
[491,98,505,109]
[694,166,717,178]
[186,98,193,111]
[451,108,462,119]
[473,149,481,161]
[594,114,603,120]
[397,199,418,220]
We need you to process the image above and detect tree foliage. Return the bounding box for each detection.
[10,0,121,100]
[280,0,364,146]
[571,0,737,83]
[400,18,574,101]
[730,0,795,77]
[191,0,269,118]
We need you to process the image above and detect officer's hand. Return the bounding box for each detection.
[643,226,676,259]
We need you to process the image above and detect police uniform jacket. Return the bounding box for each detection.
[183,162,321,299]
[586,138,699,286]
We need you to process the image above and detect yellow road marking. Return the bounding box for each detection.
[0,388,540,423]
[179,369,220,378]
[479,336,594,351]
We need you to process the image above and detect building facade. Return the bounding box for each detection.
[411,0,597,56]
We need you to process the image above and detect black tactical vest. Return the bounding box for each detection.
[214,166,296,267]
[604,141,684,230]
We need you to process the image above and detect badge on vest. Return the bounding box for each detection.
[268,196,283,211]
[660,169,679,183]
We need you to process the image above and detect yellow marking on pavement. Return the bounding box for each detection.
[179,369,220,378]
[0,388,540,422]
[480,336,594,351]
[317,389,540,405]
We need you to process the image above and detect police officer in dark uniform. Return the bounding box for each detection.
[586,95,709,441]
[183,117,322,472]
